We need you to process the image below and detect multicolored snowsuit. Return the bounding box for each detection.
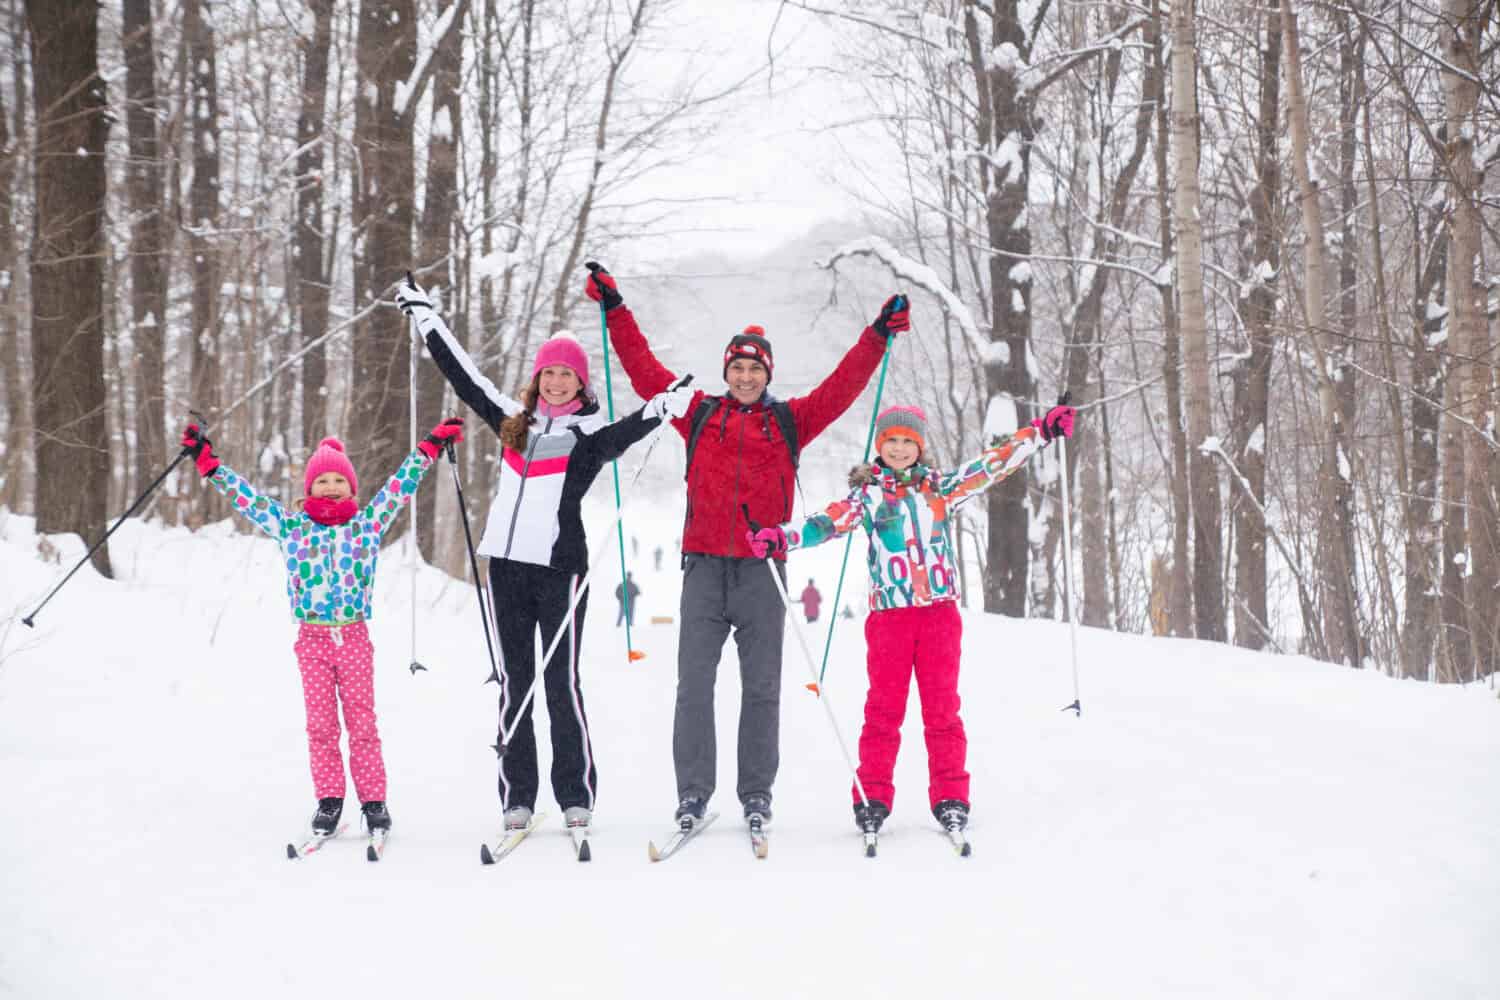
[208,450,433,802]
[784,426,1049,811]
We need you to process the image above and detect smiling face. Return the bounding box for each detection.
[537,365,583,406]
[309,472,352,501]
[878,434,922,471]
[725,358,769,405]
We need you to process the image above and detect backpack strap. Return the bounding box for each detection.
[682,396,724,481]
[768,400,800,470]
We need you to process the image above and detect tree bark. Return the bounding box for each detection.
[1443,0,1497,681]
[1230,0,1279,650]
[24,0,112,573]
[122,0,168,501]
[183,0,221,521]
[297,0,334,450]
[350,0,416,533]
[966,0,1037,617]
[1148,0,1192,637]
[415,0,465,561]
[1170,0,1224,641]
[0,21,23,511]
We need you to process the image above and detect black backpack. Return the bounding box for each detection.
[683,394,801,480]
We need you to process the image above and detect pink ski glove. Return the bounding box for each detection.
[418,416,465,459]
[1031,404,1075,442]
[746,526,787,559]
[180,423,220,478]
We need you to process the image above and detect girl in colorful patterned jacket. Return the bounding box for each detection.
[395,276,695,839]
[746,401,1075,837]
[178,417,464,841]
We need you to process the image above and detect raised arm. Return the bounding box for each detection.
[585,263,680,401]
[578,379,698,463]
[397,277,521,433]
[787,295,909,447]
[360,447,436,537]
[182,423,291,539]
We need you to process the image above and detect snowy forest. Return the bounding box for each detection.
[3,0,1498,682]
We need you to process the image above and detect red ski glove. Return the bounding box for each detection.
[871,294,910,339]
[180,424,220,478]
[1031,404,1075,442]
[746,526,787,559]
[584,261,623,311]
[418,417,465,459]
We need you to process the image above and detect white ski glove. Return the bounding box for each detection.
[646,381,696,422]
[395,275,434,316]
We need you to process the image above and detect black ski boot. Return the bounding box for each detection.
[361,800,392,833]
[311,797,344,835]
[933,799,969,831]
[853,799,890,833]
[674,795,707,830]
[742,793,772,827]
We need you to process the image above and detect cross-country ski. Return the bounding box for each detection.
[479,813,547,865]
[647,812,719,863]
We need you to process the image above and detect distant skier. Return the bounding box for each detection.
[179,416,465,841]
[585,261,908,834]
[748,402,1074,838]
[653,545,664,572]
[399,276,693,839]
[797,579,822,624]
[616,572,642,627]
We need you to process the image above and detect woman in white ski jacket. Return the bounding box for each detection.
[397,277,692,836]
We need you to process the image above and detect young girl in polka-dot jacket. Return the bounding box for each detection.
[179,418,464,839]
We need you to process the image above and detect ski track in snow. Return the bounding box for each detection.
[1,504,1497,1000]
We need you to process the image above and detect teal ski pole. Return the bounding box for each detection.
[596,300,643,661]
[813,299,902,691]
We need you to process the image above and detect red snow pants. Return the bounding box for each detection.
[293,621,387,802]
[851,601,969,811]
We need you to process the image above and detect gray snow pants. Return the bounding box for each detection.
[674,553,787,808]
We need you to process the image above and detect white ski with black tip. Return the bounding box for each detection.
[479,812,547,865]
[863,831,878,858]
[366,828,389,862]
[286,823,347,859]
[569,824,592,862]
[942,826,972,857]
[748,815,769,859]
[647,811,719,862]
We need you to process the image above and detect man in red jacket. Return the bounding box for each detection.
[585,263,909,832]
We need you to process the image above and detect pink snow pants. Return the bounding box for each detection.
[293,621,386,802]
[851,601,969,811]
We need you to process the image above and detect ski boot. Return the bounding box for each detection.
[503,805,534,832]
[361,800,392,833]
[563,806,592,830]
[311,797,344,835]
[853,799,890,834]
[933,799,969,832]
[742,793,772,828]
[674,795,707,832]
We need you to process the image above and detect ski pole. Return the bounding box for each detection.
[495,378,692,757]
[745,506,871,807]
[22,412,205,627]
[407,311,428,674]
[1053,392,1082,716]
[815,300,903,692]
[446,441,501,684]
[594,292,637,659]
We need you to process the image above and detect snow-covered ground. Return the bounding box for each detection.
[2,501,1497,999]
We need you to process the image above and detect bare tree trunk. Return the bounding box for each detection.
[183,0,220,522]
[24,0,112,574]
[1443,0,1497,682]
[298,0,334,449]
[1231,0,1279,651]
[1149,0,1191,636]
[1170,0,1224,641]
[415,0,465,561]
[966,0,1037,617]
[122,0,168,500]
[0,17,22,511]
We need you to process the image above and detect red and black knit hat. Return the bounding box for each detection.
[723,325,774,382]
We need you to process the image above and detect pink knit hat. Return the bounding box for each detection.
[304,437,359,496]
[532,333,590,389]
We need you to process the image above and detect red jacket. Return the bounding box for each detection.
[605,305,887,559]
